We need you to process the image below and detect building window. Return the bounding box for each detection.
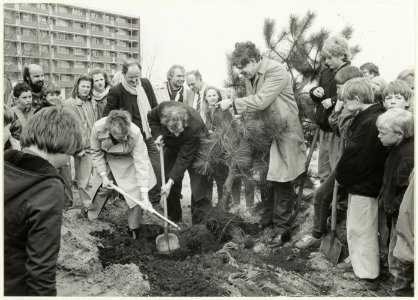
[22,14,34,22]
[74,35,84,43]
[22,29,34,37]
[58,47,70,54]
[74,22,85,29]
[75,61,85,68]
[39,16,48,24]
[56,19,68,27]
[40,45,49,53]
[73,9,83,16]
[74,48,85,56]
[60,61,70,68]
[40,4,48,10]
[57,6,68,13]
[39,31,48,38]
[61,75,72,81]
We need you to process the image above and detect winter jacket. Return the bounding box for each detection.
[310,62,350,131]
[4,149,64,296]
[377,137,414,215]
[103,79,158,136]
[64,97,97,149]
[148,101,207,184]
[335,104,388,197]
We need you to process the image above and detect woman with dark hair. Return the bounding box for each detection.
[89,109,157,239]
[64,74,97,212]
[90,68,112,119]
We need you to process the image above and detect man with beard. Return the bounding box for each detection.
[7,64,45,109]
[154,65,194,104]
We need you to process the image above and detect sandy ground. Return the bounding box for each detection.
[56,150,396,296]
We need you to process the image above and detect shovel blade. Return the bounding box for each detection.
[156,233,180,254]
[319,233,342,265]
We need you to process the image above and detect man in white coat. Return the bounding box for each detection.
[218,41,307,245]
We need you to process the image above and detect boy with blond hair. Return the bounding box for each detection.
[376,108,414,296]
[335,77,387,289]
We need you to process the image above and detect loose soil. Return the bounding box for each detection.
[57,162,396,297]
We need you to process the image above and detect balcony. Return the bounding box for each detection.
[55,67,73,73]
[38,37,51,44]
[116,57,126,63]
[4,48,17,56]
[73,68,88,74]
[91,56,105,62]
[104,44,113,50]
[55,53,75,60]
[55,39,77,47]
[54,25,74,33]
[54,10,73,18]
[22,50,39,57]
[91,43,106,50]
[91,30,106,37]
[102,56,113,62]
[90,16,104,23]
[73,41,88,48]
[4,3,16,9]
[4,18,18,25]
[116,20,130,28]
[4,33,18,41]
[38,22,49,29]
[19,4,38,13]
[5,65,19,71]
[72,14,86,21]
[74,55,88,61]
[73,27,87,34]
[20,20,36,27]
[115,33,130,39]
[21,35,38,42]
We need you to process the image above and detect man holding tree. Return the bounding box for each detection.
[218,41,307,245]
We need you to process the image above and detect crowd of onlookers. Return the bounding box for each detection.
[3,36,414,296]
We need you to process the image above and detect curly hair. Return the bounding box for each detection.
[161,105,189,133]
[104,109,131,137]
[231,41,261,67]
[13,82,31,98]
[71,74,93,99]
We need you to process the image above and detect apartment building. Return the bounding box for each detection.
[4,3,140,95]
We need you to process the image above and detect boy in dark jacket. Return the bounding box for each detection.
[4,107,82,296]
[335,77,388,288]
[376,108,414,296]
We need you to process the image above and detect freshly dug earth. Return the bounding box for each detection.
[57,170,395,296]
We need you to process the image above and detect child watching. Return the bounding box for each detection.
[335,77,387,289]
[3,104,21,150]
[4,106,82,296]
[295,66,363,250]
[382,80,412,111]
[360,62,388,103]
[310,36,351,182]
[376,108,414,296]
[397,68,415,112]
[10,82,34,140]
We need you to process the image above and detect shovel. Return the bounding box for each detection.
[109,183,180,230]
[155,143,180,254]
[319,139,345,265]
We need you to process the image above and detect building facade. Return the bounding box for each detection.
[4,3,140,95]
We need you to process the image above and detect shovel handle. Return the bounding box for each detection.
[331,138,346,232]
[109,183,180,230]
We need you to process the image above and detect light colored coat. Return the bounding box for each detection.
[234,58,307,182]
[154,82,194,106]
[89,117,157,208]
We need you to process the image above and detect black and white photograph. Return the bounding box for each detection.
[2,0,415,297]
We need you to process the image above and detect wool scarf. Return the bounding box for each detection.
[121,77,152,139]
[92,86,110,101]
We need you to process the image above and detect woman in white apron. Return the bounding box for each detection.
[89,109,157,239]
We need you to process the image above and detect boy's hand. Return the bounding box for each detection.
[313,87,325,98]
[321,98,333,109]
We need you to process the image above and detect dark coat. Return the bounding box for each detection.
[310,62,350,131]
[4,149,64,296]
[103,79,158,134]
[335,104,388,197]
[148,101,207,184]
[377,137,414,215]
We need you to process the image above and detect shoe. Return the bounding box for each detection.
[128,228,138,240]
[295,234,323,249]
[270,231,291,247]
[358,278,379,291]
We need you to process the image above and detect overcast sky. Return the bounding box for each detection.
[83,0,415,87]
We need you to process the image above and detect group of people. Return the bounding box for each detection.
[3,38,415,296]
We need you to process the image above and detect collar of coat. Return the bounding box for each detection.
[4,149,59,177]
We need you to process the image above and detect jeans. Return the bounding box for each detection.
[74,153,92,208]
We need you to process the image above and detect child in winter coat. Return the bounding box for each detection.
[10,82,34,140]
[335,77,388,289]
[4,106,82,296]
[376,108,414,296]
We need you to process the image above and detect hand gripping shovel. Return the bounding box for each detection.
[109,183,180,230]
[319,139,345,265]
[155,145,180,254]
